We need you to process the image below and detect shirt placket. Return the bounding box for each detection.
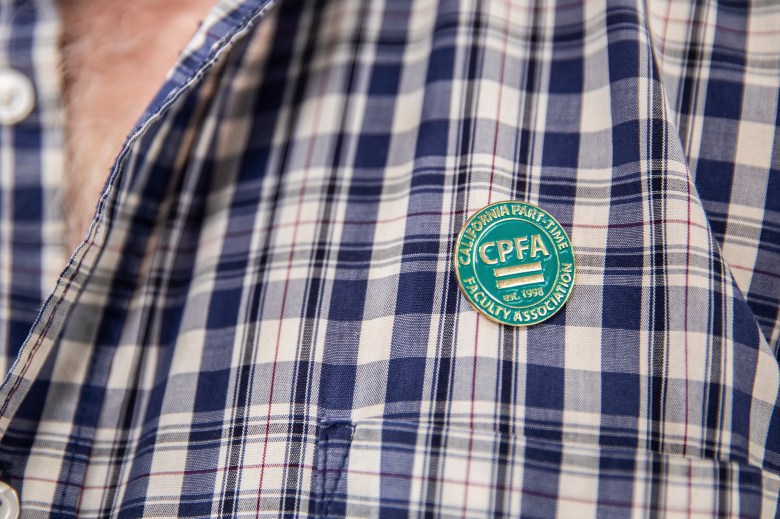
[0,1,64,515]
[0,0,64,380]
[0,0,276,514]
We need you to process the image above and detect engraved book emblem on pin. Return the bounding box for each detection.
[454,201,575,326]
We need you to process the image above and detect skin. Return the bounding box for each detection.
[59,0,216,253]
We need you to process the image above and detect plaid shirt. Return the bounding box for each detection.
[0,0,778,516]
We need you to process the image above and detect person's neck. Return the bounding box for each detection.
[58,0,217,254]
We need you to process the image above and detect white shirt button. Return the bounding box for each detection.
[0,69,34,125]
[0,481,18,519]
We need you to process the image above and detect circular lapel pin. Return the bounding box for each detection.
[454,201,575,326]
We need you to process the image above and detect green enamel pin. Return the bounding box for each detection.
[454,201,576,326]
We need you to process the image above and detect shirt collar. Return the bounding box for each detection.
[139,0,279,128]
[0,0,282,437]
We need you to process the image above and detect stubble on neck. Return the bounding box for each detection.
[58,0,217,254]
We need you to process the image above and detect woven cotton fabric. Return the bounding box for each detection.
[0,0,778,516]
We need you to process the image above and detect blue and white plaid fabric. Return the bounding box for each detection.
[0,0,778,516]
